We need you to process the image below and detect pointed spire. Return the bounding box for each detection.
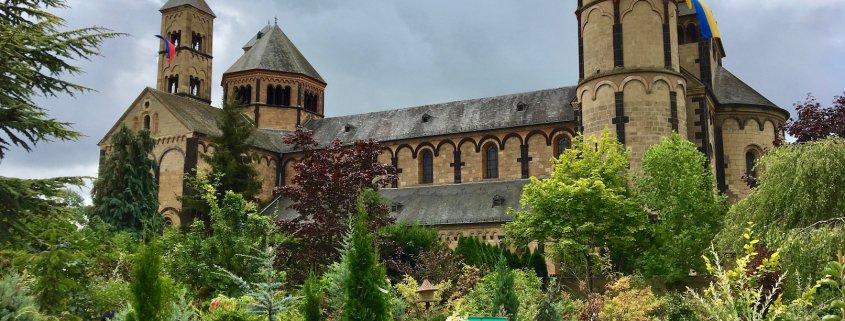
[160,0,216,17]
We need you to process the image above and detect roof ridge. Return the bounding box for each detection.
[159,0,215,17]
[319,86,575,121]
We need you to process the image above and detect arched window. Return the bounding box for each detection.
[266,85,275,104]
[555,135,572,157]
[745,150,758,179]
[686,24,699,43]
[303,92,318,112]
[274,86,283,105]
[191,33,203,51]
[484,144,499,179]
[677,25,686,44]
[170,31,181,47]
[167,75,179,94]
[189,77,200,96]
[143,115,151,130]
[282,86,291,106]
[420,150,433,184]
[235,86,251,104]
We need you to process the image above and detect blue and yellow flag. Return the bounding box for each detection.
[686,0,721,39]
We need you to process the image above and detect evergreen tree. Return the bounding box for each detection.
[0,0,119,159]
[217,247,297,321]
[529,251,548,280]
[92,124,159,235]
[205,99,261,201]
[301,272,323,321]
[342,198,391,321]
[127,239,166,321]
[534,279,562,321]
[0,271,45,321]
[492,254,519,321]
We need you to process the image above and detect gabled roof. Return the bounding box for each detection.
[713,66,779,109]
[287,86,577,152]
[159,0,215,17]
[262,179,528,226]
[100,88,286,152]
[225,24,325,83]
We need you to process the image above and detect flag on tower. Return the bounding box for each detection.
[686,0,721,40]
[155,35,176,65]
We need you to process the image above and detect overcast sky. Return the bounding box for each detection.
[1,0,843,197]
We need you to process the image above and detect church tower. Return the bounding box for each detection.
[575,0,687,170]
[221,22,326,131]
[157,0,215,103]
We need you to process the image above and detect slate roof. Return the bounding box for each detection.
[679,4,696,16]
[146,88,287,152]
[225,24,325,83]
[713,67,780,109]
[286,86,577,152]
[262,179,528,226]
[159,0,215,17]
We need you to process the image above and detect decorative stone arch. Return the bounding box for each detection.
[381,146,395,159]
[580,6,614,34]
[413,142,438,158]
[501,133,524,150]
[592,81,620,101]
[651,76,674,92]
[160,207,180,226]
[744,118,765,131]
[435,139,457,155]
[157,147,185,166]
[394,144,414,158]
[547,127,577,146]
[525,130,550,146]
[675,80,687,94]
[620,0,665,24]
[762,119,777,132]
[720,117,742,130]
[259,155,273,166]
[477,135,503,152]
[457,137,478,152]
[621,76,651,94]
[577,87,592,104]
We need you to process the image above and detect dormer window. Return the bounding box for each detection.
[256,31,264,39]
[492,195,505,207]
[344,124,354,133]
[422,113,432,123]
[516,101,528,111]
[390,202,403,212]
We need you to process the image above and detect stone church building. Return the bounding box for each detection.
[100,0,789,248]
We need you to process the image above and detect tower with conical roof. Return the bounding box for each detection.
[157,0,215,103]
[222,22,326,131]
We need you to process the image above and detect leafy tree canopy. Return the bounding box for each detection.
[786,92,845,143]
[0,0,120,158]
[204,99,262,201]
[635,133,727,282]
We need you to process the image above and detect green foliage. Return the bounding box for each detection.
[200,296,263,321]
[0,176,85,245]
[819,254,845,321]
[0,0,120,159]
[505,129,645,289]
[381,223,439,257]
[204,99,261,202]
[89,278,131,318]
[636,133,727,283]
[92,124,159,235]
[598,276,660,321]
[492,255,519,320]
[456,268,543,321]
[162,174,278,297]
[128,240,166,321]
[534,279,562,321]
[655,292,699,321]
[216,247,297,321]
[716,138,845,296]
[301,272,323,321]
[342,199,391,321]
[0,271,46,321]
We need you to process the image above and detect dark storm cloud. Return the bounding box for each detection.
[1,0,842,190]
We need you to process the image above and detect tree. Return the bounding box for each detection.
[204,99,262,200]
[0,176,84,245]
[92,124,159,235]
[0,271,46,321]
[492,255,519,320]
[505,129,646,291]
[162,174,278,297]
[716,137,845,296]
[342,198,391,321]
[275,127,394,281]
[786,92,845,143]
[217,247,297,321]
[636,133,727,283]
[0,0,120,158]
[301,272,323,321]
[127,239,166,321]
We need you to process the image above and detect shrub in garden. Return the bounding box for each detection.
[0,271,46,321]
[127,240,167,321]
[454,266,542,321]
[342,199,391,321]
[598,276,660,321]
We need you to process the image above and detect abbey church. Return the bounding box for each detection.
[100,0,789,246]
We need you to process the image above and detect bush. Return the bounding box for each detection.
[598,276,660,321]
[455,268,543,321]
[655,292,699,321]
[0,271,46,321]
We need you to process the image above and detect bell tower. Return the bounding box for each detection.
[575,0,687,170]
[157,0,215,103]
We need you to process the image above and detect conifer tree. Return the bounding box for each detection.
[205,99,261,201]
[0,271,45,321]
[301,272,323,321]
[492,254,519,320]
[127,239,165,321]
[342,198,391,321]
[92,124,159,234]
